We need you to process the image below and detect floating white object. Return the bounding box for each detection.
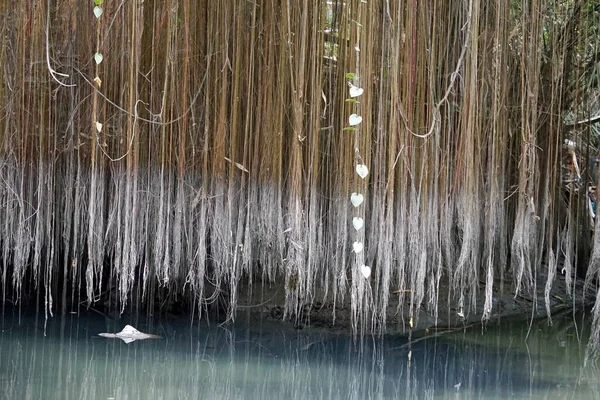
[350,192,364,208]
[98,325,161,344]
[93,6,103,19]
[352,217,364,231]
[355,164,369,179]
[348,114,362,126]
[360,265,371,278]
[349,86,364,98]
[94,52,104,65]
[352,241,364,253]
[95,121,103,132]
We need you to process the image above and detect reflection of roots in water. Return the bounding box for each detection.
[3,312,600,399]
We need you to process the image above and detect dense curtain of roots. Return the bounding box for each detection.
[1,1,600,346]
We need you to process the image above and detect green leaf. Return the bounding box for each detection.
[94,0,104,5]
[345,73,356,80]
[343,126,357,131]
[345,98,357,103]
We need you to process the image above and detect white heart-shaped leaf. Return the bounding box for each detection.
[94,52,104,65]
[349,86,364,98]
[348,114,362,126]
[360,265,371,279]
[356,164,369,179]
[350,192,364,208]
[95,121,103,132]
[352,217,364,231]
[93,6,103,19]
[352,241,364,253]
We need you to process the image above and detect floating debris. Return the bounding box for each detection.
[98,325,161,344]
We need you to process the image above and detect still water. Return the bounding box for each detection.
[0,308,598,399]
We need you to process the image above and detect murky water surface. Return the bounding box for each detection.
[0,309,598,399]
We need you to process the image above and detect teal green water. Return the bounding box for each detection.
[0,309,598,399]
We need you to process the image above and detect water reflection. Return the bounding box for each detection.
[0,311,599,399]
